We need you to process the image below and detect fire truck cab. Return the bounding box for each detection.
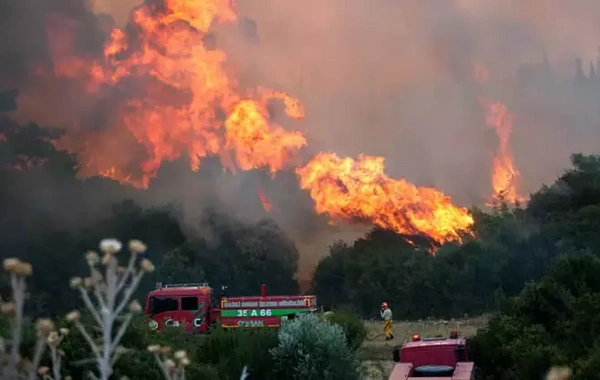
[144,282,217,333]
[388,332,474,379]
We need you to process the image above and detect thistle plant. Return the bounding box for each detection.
[146,345,190,380]
[30,320,69,380]
[0,258,67,379]
[66,238,155,380]
[146,345,247,380]
[0,239,204,380]
[2,257,33,379]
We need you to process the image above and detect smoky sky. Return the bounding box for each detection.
[3,0,600,272]
[225,0,600,203]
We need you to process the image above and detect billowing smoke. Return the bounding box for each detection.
[2,0,600,275]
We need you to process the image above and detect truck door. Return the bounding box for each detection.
[180,295,209,333]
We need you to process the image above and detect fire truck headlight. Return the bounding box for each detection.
[149,320,158,330]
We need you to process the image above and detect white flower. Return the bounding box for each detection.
[3,258,19,272]
[36,319,55,337]
[85,251,99,265]
[546,367,572,380]
[147,345,160,353]
[70,277,82,289]
[99,239,122,254]
[14,262,32,276]
[128,240,147,254]
[129,300,142,313]
[141,259,155,273]
[66,311,80,322]
[38,366,49,375]
[46,331,60,345]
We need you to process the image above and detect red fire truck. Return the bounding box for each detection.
[144,282,317,333]
[388,332,475,379]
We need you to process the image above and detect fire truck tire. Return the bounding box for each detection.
[392,347,400,362]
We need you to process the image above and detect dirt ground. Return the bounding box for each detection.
[360,316,488,380]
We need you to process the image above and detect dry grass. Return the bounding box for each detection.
[360,316,488,380]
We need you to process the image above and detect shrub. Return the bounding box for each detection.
[194,326,279,380]
[271,313,361,380]
[323,310,367,351]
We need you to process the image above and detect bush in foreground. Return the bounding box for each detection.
[323,310,367,351]
[195,326,279,379]
[271,313,361,380]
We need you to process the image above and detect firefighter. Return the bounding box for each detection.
[380,302,394,340]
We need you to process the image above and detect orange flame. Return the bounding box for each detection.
[480,99,524,205]
[295,153,474,245]
[42,0,305,187]
[224,99,306,174]
[257,188,272,212]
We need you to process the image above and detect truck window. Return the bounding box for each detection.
[149,297,178,315]
[181,296,199,311]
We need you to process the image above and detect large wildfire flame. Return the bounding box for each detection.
[295,153,474,244]
[12,0,474,245]
[42,2,307,188]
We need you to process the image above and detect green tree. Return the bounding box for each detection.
[162,210,299,295]
[528,153,600,253]
[473,254,600,380]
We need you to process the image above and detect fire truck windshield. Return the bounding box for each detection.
[149,296,178,315]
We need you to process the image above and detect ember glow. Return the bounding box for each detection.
[11,0,474,245]
[257,188,272,212]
